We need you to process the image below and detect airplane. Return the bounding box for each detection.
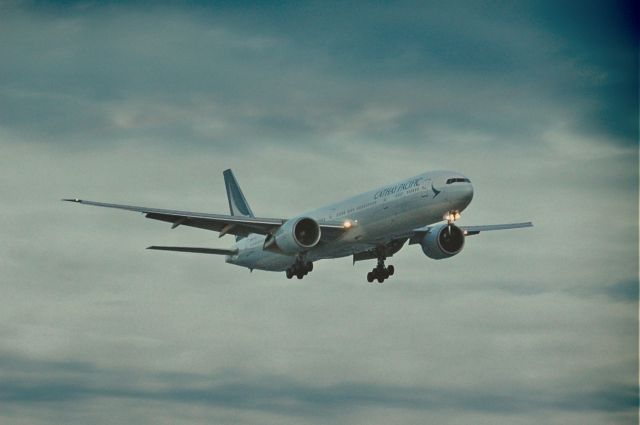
[64,169,532,283]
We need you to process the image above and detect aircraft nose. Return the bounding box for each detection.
[455,183,474,209]
[463,183,474,204]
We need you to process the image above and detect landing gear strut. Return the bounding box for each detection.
[444,210,461,234]
[286,255,313,279]
[366,248,395,283]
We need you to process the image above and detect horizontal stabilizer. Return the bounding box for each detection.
[147,246,237,255]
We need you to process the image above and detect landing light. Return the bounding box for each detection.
[443,211,461,222]
[343,220,353,229]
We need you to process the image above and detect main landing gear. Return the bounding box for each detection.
[366,250,395,283]
[286,256,313,279]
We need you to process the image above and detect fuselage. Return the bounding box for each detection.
[226,170,474,271]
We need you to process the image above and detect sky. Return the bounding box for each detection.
[0,1,638,424]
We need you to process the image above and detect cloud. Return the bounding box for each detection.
[0,2,637,425]
[1,353,637,417]
[0,0,636,151]
[602,280,639,303]
[567,279,640,304]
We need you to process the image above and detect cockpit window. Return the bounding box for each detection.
[446,177,471,184]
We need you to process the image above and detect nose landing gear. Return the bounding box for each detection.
[444,210,461,234]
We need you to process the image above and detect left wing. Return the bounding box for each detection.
[409,221,533,243]
[352,222,533,262]
[458,222,533,236]
[63,198,346,239]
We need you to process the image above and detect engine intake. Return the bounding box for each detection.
[293,217,321,247]
[270,217,321,254]
[420,223,465,259]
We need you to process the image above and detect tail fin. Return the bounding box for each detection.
[223,169,254,218]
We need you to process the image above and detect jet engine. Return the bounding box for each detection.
[420,223,465,259]
[271,217,321,254]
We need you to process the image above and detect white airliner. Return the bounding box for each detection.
[65,170,532,283]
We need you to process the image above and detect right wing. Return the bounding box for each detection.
[64,198,284,237]
[147,246,238,255]
[63,198,348,240]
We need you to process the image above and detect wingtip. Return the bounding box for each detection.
[62,198,82,203]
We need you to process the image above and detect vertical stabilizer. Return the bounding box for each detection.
[223,169,255,218]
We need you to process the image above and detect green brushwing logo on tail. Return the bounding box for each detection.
[223,169,255,240]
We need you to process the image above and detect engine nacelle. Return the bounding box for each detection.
[421,223,465,259]
[272,217,321,254]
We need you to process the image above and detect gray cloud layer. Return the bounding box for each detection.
[0,1,637,424]
[1,1,637,150]
[1,354,637,416]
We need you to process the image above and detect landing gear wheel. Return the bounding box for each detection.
[286,256,313,280]
[365,246,396,283]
